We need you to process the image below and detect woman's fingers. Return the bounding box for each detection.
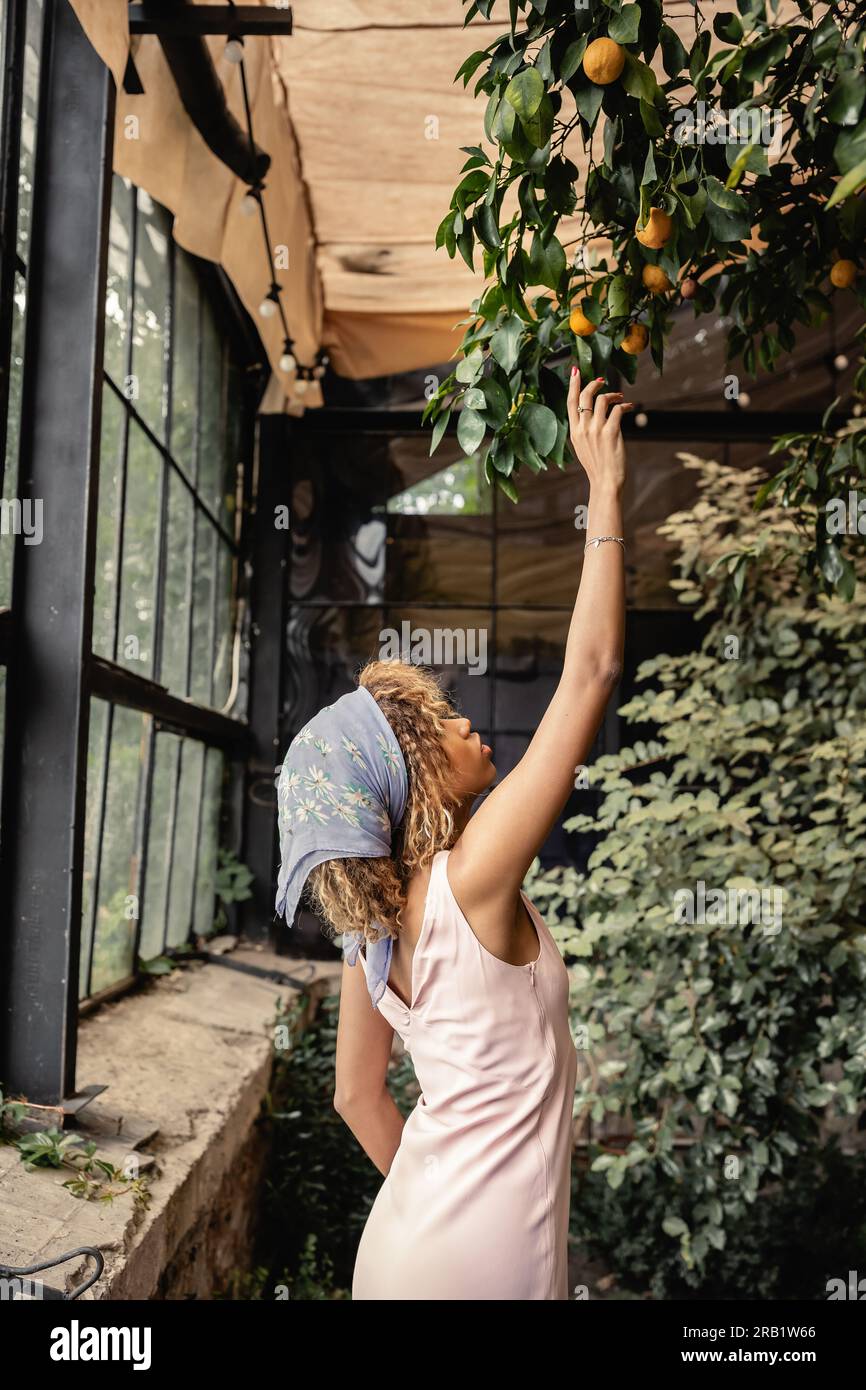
[579,376,606,413]
[606,402,636,430]
[566,365,583,438]
[593,390,624,422]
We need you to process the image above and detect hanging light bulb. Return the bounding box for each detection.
[224,36,244,64]
[738,390,751,408]
[635,411,648,428]
[259,283,281,319]
[294,369,309,397]
[240,190,258,216]
[834,353,850,372]
[279,339,296,373]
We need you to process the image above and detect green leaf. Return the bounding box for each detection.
[480,376,510,428]
[475,200,501,251]
[429,406,451,456]
[456,348,483,383]
[560,38,587,84]
[705,198,750,241]
[608,3,640,44]
[572,78,604,128]
[640,99,664,139]
[490,315,524,373]
[835,119,866,175]
[662,1216,689,1238]
[641,145,657,186]
[456,407,486,456]
[608,274,630,318]
[521,402,558,457]
[495,472,519,503]
[705,175,745,212]
[827,158,866,208]
[519,92,554,150]
[504,67,545,120]
[659,24,687,79]
[713,11,743,42]
[826,75,866,128]
[529,231,566,290]
[622,51,661,104]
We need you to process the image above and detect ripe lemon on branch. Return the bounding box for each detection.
[635,208,673,250]
[642,265,672,294]
[569,306,597,337]
[830,259,857,289]
[621,323,649,354]
[582,38,625,86]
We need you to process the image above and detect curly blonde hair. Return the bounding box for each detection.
[304,658,461,948]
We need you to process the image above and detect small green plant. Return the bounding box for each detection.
[213,848,254,933]
[13,1127,152,1209]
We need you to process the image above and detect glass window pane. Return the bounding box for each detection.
[194,747,224,938]
[166,738,204,948]
[139,731,177,961]
[159,469,194,694]
[212,539,234,708]
[85,703,149,997]
[197,297,224,518]
[118,421,161,675]
[131,189,169,439]
[92,386,126,659]
[16,0,43,263]
[80,697,109,995]
[104,175,133,387]
[1,270,26,606]
[189,512,216,704]
[170,249,198,478]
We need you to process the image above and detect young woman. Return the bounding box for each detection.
[275,365,630,1300]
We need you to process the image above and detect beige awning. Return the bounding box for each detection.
[71,0,802,412]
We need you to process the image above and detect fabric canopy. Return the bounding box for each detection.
[71,0,801,412]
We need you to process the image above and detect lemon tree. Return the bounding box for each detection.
[426,0,866,549]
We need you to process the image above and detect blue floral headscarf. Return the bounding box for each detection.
[274,685,408,1008]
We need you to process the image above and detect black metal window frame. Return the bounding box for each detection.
[82,175,259,1005]
[0,0,261,1106]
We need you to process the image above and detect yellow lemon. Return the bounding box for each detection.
[569,306,597,337]
[635,207,673,250]
[642,265,672,294]
[830,259,857,289]
[583,38,626,86]
[621,323,649,354]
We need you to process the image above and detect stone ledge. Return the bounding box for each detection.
[0,945,342,1300]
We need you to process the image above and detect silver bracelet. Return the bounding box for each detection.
[585,534,625,551]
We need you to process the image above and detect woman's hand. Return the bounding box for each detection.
[566,366,633,493]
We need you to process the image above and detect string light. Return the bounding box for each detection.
[259,282,281,319]
[834,353,849,372]
[231,31,325,397]
[738,390,751,408]
[635,410,648,428]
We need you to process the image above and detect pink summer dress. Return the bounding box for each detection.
[352,848,579,1300]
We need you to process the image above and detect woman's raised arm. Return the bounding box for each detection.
[449,365,631,913]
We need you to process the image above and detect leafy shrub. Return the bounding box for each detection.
[530,451,866,1292]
